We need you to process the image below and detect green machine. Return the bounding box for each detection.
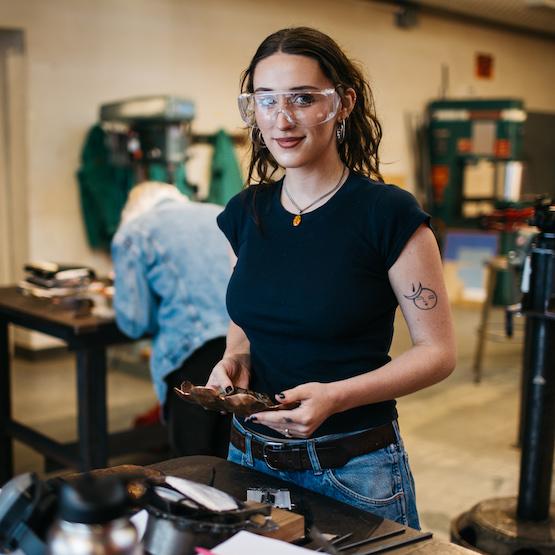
[428,98,526,230]
[427,98,529,306]
[99,95,196,194]
[77,96,196,250]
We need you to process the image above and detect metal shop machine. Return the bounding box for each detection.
[100,95,196,192]
[427,98,531,306]
[428,98,526,231]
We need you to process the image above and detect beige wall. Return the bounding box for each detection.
[1,0,554,275]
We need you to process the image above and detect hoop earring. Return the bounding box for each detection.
[250,125,266,149]
[336,119,346,144]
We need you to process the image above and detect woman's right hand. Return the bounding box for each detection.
[208,321,251,392]
[206,353,251,393]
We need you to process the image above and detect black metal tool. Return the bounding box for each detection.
[314,532,353,552]
[334,527,405,552]
[356,531,433,554]
[309,525,341,555]
[330,532,353,546]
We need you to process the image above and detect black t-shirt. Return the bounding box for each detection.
[217,171,430,437]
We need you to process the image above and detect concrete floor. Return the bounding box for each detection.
[6,305,554,541]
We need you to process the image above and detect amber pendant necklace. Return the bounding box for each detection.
[283,166,346,227]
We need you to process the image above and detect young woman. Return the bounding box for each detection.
[207,27,456,528]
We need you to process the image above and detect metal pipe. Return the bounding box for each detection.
[517,225,555,521]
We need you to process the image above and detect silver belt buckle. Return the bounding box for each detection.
[262,441,285,471]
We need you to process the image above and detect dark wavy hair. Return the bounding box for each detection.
[241,26,384,186]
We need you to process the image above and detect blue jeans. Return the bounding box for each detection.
[227,418,420,529]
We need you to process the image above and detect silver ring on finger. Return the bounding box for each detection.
[284,428,291,438]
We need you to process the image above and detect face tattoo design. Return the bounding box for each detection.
[404,282,438,310]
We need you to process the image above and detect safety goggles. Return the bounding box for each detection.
[238,88,341,128]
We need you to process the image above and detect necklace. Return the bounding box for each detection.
[283,166,347,227]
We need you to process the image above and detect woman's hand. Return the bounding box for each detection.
[206,320,251,392]
[248,382,338,438]
[206,353,251,393]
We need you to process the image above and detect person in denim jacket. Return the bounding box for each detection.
[112,182,231,457]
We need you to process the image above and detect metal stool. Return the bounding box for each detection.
[472,255,522,383]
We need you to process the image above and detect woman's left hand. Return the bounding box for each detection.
[247,382,338,438]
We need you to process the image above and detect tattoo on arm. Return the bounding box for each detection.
[404,282,438,310]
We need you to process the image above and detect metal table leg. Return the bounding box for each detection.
[76,347,108,471]
[0,319,14,485]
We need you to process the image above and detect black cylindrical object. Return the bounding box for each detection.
[517,201,555,522]
[47,475,142,555]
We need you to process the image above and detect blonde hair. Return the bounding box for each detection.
[120,181,188,225]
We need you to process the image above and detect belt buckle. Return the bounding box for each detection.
[262,441,285,471]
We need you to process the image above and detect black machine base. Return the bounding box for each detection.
[451,497,555,554]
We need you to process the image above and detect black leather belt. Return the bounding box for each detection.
[230,422,396,471]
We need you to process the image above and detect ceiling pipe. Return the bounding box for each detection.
[368,0,555,40]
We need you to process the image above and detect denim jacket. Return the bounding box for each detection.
[111,198,230,403]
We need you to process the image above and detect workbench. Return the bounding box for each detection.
[150,455,474,554]
[0,285,163,485]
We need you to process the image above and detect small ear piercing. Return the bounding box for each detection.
[336,119,346,143]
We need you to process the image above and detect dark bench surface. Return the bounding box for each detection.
[150,455,472,554]
[0,285,120,336]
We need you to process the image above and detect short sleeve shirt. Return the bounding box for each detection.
[217,171,430,437]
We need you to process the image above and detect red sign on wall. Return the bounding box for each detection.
[476,53,494,79]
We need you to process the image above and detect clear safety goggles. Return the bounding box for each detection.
[238,88,341,128]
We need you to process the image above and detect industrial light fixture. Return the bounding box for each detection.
[394,1,418,28]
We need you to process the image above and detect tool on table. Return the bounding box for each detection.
[142,476,275,555]
[326,532,353,547]
[324,527,406,552]
[356,531,433,554]
[47,474,142,555]
[308,524,341,555]
[247,488,293,510]
[316,528,405,553]
[244,487,305,543]
[315,532,354,552]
